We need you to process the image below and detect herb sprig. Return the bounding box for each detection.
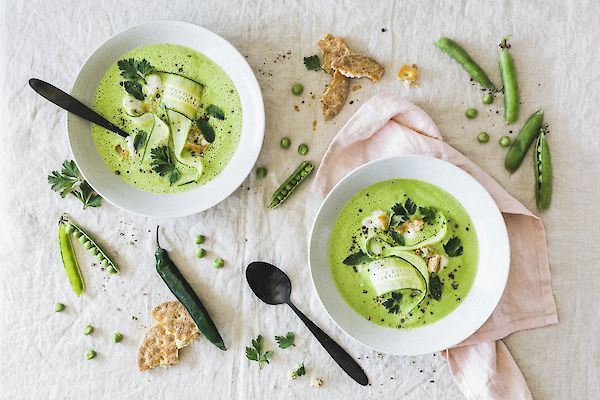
[303,55,322,71]
[150,146,181,184]
[291,363,306,379]
[429,275,443,301]
[48,160,102,209]
[245,335,274,369]
[382,292,402,314]
[443,236,463,257]
[342,251,372,266]
[275,332,295,349]
[117,58,155,100]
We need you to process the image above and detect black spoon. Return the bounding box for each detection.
[28,78,128,138]
[246,261,369,386]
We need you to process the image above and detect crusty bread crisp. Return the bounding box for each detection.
[151,301,200,349]
[321,70,350,120]
[331,54,385,81]
[137,324,179,371]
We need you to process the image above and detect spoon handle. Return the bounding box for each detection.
[287,301,368,386]
[28,78,129,138]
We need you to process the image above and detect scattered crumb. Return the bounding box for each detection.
[352,84,362,92]
[293,105,300,112]
[312,120,317,132]
[310,378,324,388]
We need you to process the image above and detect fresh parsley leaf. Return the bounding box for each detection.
[405,198,417,215]
[382,292,402,314]
[206,104,225,120]
[245,335,273,369]
[123,80,144,101]
[136,59,155,78]
[429,275,442,301]
[342,251,372,266]
[303,55,321,71]
[389,230,405,246]
[291,363,306,379]
[48,160,80,197]
[118,58,154,81]
[48,160,102,208]
[275,332,295,349]
[443,236,463,257]
[150,146,181,185]
[391,202,408,221]
[133,131,148,152]
[419,206,436,224]
[197,118,215,143]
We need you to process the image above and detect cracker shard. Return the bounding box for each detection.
[137,324,179,371]
[318,34,351,74]
[151,301,200,349]
[331,54,385,82]
[321,70,350,120]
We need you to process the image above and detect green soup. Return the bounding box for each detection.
[91,43,242,193]
[328,179,478,329]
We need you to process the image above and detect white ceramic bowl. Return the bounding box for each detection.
[68,21,264,217]
[309,156,510,356]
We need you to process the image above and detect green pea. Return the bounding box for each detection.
[213,258,224,269]
[72,231,82,239]
[96,253,104,261]
[83,241,93,250]
[195,235,205,244]
[477,132,490,143]
[64,224,74,235]
[482,93,494,105]
[195,248,206,258]
[83,325,94,335]
[285,183,293,191]
[54,303,65,312]
[465,108,478,119]
[277,194,284,200]
[113,332,123,343]
[298,144,309,155]
[89,247,98,256]
[291,83,304,95]
[499,136,511,147]
[85,350,96,360]
[78,235,87,244]
[256,167,267,179]
[280,137,291,149]
[107,265,117,274]
[101,259,108,268]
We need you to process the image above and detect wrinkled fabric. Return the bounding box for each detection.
[312,94,557,400]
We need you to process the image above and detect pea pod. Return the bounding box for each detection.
[59,214,119,274]
[155,227,226,351]
[434,37,496,90]
[535,126,552,211]
[58,220,85,296]
[499,35,519,124]
[504,109,544,172]
[269,161,314,209]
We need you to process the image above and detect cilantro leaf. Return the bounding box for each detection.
[206,104,225,120]
[123,81,144,101]
[303,55,322,71]
[133,131,148,152]
[150,146,181,185]
[429,275,442,301]
[275,332,295,349]
[342,251,372,266]
[291,363,306,379]
[197,118,215,143]
[245,335,273,369]
[405,198,417,215]
[443,236,463,257]
[391,202,408,221]
[118,58,154,81]
[48,160,102,208]
[136,59,155,77]
[419,206,436,224]
[389,230,405,246]
[382,292,402,314]
[72,181,102,209]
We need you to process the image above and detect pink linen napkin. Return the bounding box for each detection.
[312,94,558,400]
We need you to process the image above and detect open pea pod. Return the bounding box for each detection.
[59,214,120,274]
[534,126,552,211]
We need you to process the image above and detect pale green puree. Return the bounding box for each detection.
[91,43,242,193]
[328,179,478,329]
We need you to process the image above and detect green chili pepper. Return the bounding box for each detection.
[60,214,120,274]
[535,126,552,211]
[58,220,85,296]
[499,35,519,124]
[504,109,544,172]
[435,37,496,90]
[269,161,314,209]
[154,227,226,351]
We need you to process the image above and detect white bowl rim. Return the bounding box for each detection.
[308,155,510,356]
[67,20,265,218]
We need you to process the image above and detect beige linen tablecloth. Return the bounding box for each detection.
[1,1,598,399]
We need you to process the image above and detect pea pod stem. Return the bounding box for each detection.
[504,109,544,173]
[499,34,520,124]
[58,220,85,296]
[535,125,552,211]
[435,37,496,90]
[269,161,314,209]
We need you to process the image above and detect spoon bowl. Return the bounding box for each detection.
[246,262,291,305]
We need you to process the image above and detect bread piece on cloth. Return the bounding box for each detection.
[321,70,350,120]
[137,324,179,371]
[151,301,200,349]
[331,54,385,81]
[318,33,351,74]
